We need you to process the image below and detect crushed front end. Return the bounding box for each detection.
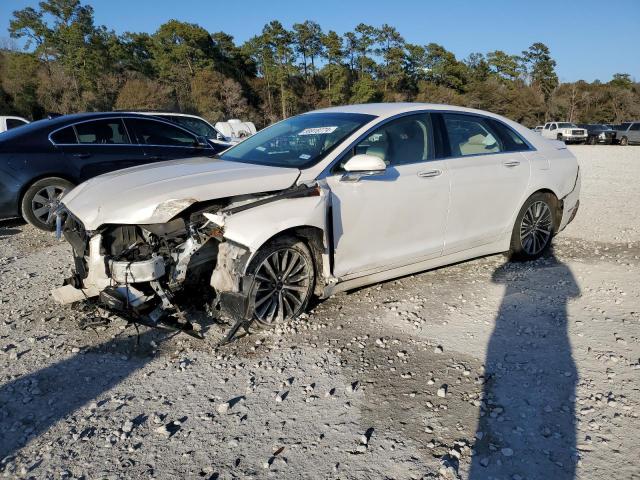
[52,203,251,338]
[51,184,329,341]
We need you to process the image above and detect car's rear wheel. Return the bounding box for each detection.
[509,192,556,261]
[247,236,315,327]
[21,177,75,231]
[620,136,629,146]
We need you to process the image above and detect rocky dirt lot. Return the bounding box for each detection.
[0,145,639,480]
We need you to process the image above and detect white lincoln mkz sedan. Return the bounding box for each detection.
[53,103,580,335]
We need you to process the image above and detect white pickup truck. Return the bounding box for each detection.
[0,115,29,133]
[541,122,587,144]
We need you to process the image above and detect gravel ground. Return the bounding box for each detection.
[0,145,638,480]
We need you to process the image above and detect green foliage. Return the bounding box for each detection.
[2,0,638,127]
[293,20,323,78]
[350,75,380,104]
[610,73,633,89]
[486,50,523,83]
[423,43,469,92]
[0,51,42,118]
[522,42,558,101]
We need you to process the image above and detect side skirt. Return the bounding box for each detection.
[321,238,509,298]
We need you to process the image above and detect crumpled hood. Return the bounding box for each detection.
[62,157,300,230]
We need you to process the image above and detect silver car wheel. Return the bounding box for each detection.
[31,185,67,225]
[253,247,312,326]
[519,201,552,255]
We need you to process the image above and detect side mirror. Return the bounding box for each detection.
[341,154,387,182]
[343,154,387,172]
[215,132,226,141]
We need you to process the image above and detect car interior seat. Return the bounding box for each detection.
[365,144,388,164]
[459,132,499,155]
[387,121,425,165]
[94,123,115,144]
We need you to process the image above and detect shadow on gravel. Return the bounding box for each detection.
[0,221,24,238]
[469,249,580,479]
[0,228,21,238]
[0,218,26,230]
[0,330,161,462]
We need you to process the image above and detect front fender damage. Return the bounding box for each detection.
[51,182,331,343]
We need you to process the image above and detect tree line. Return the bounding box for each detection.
[1,0,638,128]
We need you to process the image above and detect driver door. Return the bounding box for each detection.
[326,113,450,279]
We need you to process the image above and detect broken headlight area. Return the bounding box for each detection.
[53,184,325,342]
[53,204,248,339]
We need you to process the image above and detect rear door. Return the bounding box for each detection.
[123,118,213,162]
[437,112,531,255]
[52,118,148,181]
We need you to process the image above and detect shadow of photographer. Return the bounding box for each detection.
[469,249,580,479]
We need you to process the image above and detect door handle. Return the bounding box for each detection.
[503,160,521,167]
[146,155,163,161]
[417,169,442,178]
[72,153,91,159]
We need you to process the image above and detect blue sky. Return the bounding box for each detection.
[1,0,639,82]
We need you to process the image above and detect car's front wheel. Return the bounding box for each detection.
[246,235,315,327]
[620,136,629,146]
[509,192,556,261]
[21,177,75,231]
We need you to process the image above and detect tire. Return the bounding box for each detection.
[509,192,557,261]
[246,235,315,327]
[620,136,629,146]
[21,177,75,231]
[588,136,596,145]
[556,133,564,143]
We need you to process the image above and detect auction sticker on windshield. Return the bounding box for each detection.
[298,126,338,135]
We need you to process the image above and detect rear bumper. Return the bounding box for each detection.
[559,168,581,231]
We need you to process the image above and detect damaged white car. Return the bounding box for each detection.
[52,103,580,339]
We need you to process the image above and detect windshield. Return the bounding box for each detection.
[219,112,376,169]
[558,122,577,128]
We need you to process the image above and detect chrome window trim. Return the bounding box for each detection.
[47,116,212,150]
[319,109,536,179]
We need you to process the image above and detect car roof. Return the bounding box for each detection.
[137,112,201,118]
[0,112,180,143]
[310,102,515,119]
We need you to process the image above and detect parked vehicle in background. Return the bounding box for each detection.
[0,115,29,133]
[541,122,587,144]
[52,103,580,333]
[136,112,235,148]
[0,112,222,230]
[613,121,640,146]
[215,119,257,142]
[533,125,543,133]
[576,124,616,145]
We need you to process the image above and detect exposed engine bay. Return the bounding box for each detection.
[52,184,328,343]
